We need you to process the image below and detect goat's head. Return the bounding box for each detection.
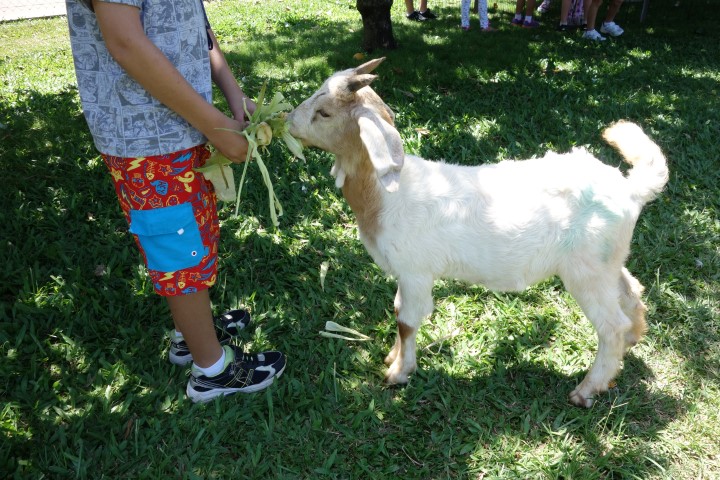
[287,57,404,192]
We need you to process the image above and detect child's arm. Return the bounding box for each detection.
[92,1,249,163]
[206,27,257,124]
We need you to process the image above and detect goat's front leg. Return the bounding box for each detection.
[384,276,434,384]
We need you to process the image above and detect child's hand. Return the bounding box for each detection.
[233,95,257,123]
[207,116,249,164]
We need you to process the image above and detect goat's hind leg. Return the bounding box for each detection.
[564,273,635,408]
[619,267,648,348]
[384,276,434,385]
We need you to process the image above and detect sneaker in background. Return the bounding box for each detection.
[406,10,426,21]
[583,29,607,41]
[600,21,624,36]
[538,0,551,13]
[186,345,287,403]
[419,8,437,19]
[169,309,251,366]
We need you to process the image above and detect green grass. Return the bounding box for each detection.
[1,0,719,478]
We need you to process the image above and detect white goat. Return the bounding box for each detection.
[287,58,668,407]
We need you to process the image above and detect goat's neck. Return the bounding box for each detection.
[337,150,382,245]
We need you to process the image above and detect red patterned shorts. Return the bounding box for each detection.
[103,145,219,297]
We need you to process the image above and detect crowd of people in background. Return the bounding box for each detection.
[404,0,626,41]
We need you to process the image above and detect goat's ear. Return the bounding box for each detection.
[354,107,404,192]
[347,74,377,94]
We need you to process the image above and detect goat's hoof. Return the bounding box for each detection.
[384,353,397,366]
[384,368,410,385]
[569,389,595,408]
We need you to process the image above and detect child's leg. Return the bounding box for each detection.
[405,0,415,14]
[104,145,222,367]
[461,0,471,27]
[515,0,524,15]
[478,0,490,28]
[524,0,537,16]
[603,0,623,22]
[560,0,572,23]
[584,0,603,30]
[168,290,222,368]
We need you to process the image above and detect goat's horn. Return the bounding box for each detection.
[355,57,385,75]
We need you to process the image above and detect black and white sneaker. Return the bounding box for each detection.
[406,10,426,21]
[168,309,251,366]
[186,345,287,403]
[420,8,437,19]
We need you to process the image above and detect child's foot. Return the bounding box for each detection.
[523,19,540,28]
[481,25,498,32]
[600,21,624,36]
[186,345,287,403]
[420,8,437,19]
[510,17,524,26]
[406,10,426,21]
[169,309,251,366]
[583,29,607,41]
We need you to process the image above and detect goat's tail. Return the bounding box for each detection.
[602,121,669,206]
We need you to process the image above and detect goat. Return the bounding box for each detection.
[286,58,669,407]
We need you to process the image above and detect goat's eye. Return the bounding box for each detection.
[316,109,331,118]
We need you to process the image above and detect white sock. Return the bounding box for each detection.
[525,15,533,23]
[173,329,184,339]
[193,348,227,378]
[514,13,523,20]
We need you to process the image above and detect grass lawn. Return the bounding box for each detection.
[1,0,719,478]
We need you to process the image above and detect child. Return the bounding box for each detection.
[511,0,540,27]
[557,0,586,32]
[405,0,437,21]
[65,0,286,403]
[583,0,625,41]
[461,0,496,31]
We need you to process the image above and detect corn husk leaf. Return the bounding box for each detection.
[281,130,305,161]
[319,261,329,291]
[197,81,305,227]
[202,163,236,201]
[319,331,370,342]
[195,151,235,201]
[322,321,371,340]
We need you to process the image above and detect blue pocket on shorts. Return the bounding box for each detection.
[129,203,208,273]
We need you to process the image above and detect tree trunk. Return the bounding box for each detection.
[356,0,398,52]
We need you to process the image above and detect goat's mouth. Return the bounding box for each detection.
[288,131,312,148]
[285,120,308,147]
